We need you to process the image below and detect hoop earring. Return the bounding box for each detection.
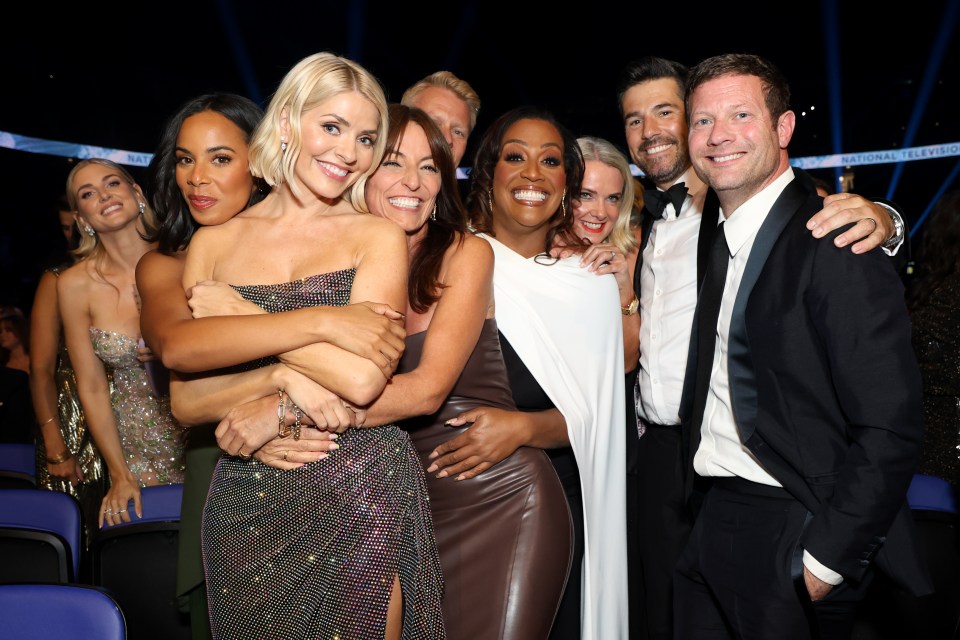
[430,202,437,221]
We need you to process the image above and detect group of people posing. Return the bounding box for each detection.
[30,49,933,640]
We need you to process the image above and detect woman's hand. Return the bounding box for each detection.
[187,280,263,318]
[578,242,631,293]
[321,302,407,378]
[47,455,84,485]
[99,473,141,528]
[215,394,286,458]
[427,407,526,480]
[281,369,363,434]
[254,429,340,470]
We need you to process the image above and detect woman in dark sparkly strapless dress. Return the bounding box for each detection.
[176,54,443,639]
[360,105,572,639]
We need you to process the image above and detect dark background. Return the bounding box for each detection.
[3,0,959,311]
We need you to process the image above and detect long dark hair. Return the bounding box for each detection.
[465,106,583,255]
[147,93,268,254]
[908,189,960,311]
[382,104,468,313]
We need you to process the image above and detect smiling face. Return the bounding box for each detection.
[491,118,566,249]
[687,73,793,214]
[175,111,257,226]
[366,121,441,237]
[285,91,381,201]
[407,86,472,167]
[572,159,625,244]
[621,77,690,188]
[71,163,144,234]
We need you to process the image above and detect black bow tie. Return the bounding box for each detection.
[645,182,688,219]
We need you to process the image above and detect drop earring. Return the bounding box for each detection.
[137,200,145,215]
[281,140,288,153]
[487,188,493,212]
[560,188,567,218]
[82,222,96,236]
[430,203,437,221]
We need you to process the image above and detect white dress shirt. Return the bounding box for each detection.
[636,167,705,426]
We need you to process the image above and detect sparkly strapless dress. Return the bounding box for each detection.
[90,327,185,485]
[397,319,572,640]
[201,269,445,640]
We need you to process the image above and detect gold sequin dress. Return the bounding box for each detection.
[34,266,108,546]
[201,269,445,640]
[89,327,186,485]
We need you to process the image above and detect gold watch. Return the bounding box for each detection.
[621,295,639,316]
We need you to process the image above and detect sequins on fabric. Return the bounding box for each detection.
[202,270,445,640]
[911,274,960,489]
[89,327,186,485]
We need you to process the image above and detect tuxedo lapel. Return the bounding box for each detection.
[727,177,809,443]
[632,210,656,298]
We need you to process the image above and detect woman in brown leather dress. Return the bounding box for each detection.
[362,104,573,639]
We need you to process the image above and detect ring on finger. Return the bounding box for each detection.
[864,217,877,228]
[117,509,127,513]
[610,250,616,261]
[104,509,113,515]
[283,450,289,462]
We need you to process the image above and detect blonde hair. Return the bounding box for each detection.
[65,158,157,262]
[576,136,640,255]
[249,52,388,212]
[401,70,481,131]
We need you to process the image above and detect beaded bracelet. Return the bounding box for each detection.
[46,451,73,465]
[291,403,303,441]
[277,389,291,438]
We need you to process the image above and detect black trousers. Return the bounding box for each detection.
[630,419,690,640]
[674,477,870,640]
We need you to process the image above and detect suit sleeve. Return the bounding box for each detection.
[798,232,925,580]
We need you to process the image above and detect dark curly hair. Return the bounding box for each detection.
[147,93,269,254]
[465,106,583,256]
[380,104,469,313]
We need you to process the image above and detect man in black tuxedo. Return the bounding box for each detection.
[615,56,907,640]
[673,53,930,639]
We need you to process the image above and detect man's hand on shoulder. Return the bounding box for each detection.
[806,193,896,254]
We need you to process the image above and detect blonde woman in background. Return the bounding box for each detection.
[58,159,185,529]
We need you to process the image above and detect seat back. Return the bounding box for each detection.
[91,483,190,639]
[0,489,81,582]
[0,583,125,640]
[0,443,37,488]
[907,473,958,514]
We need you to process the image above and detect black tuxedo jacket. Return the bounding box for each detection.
[677,174,931,595]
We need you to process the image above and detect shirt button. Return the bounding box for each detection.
[651,334,658,340]
[656,249,663,256]
[655,289,662,296]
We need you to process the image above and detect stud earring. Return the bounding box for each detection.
[430,203,437,221]
[83,223,96,236]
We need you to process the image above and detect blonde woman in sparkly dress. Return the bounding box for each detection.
[177,53,443,639]
[58,159,185,528]
[29,260,108,543]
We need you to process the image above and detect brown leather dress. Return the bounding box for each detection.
[398,318,573,640]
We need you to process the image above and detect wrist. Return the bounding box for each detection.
[621,294,639,316]
[876,201,905,249]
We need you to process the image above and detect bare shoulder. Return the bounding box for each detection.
[449,232,493,270]
[136,249,183,288]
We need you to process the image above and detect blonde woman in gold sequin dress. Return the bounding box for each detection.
[29,262,108,544]
[58,159,186,529]
[176,53,444,639]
